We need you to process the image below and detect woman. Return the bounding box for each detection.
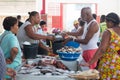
[81,13,120,79]
[17,11,53,50]
[0,16,22,79]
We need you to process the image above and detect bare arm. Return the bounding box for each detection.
[67,27,84,36]
[39,41,52,52]
[75,21,99,44]
[88,30,110,65]
[25,25,53,40]
[6,68,16,79]
[39,41,48,51]
[6,47,18,63]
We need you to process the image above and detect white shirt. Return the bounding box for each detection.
[81,19,100,51]
[17,21,38,48]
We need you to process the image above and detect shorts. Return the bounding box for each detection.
[82,49,98,69]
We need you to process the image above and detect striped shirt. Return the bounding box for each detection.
[0,47,6,79]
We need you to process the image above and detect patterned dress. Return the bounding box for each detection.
[98,29,120,80]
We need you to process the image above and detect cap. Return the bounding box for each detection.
[73,20,79,24]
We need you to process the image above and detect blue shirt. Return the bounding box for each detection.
[0,47,6,79]
[0,31,22,70]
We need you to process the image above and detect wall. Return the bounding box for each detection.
[118,0,120,15]
[98,0,119,15]
[1,0,119,16]
[0,0,119,32]
[45,0,120,16]
[42,0,120,31]
[0,0,36,33]
[36,0,42,13]
[63,3,97,31]
[0,0,36,15]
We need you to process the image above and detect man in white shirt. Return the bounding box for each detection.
[65,7,100,69]
[75,7,100,69]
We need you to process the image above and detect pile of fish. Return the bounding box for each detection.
[57,46,82,53]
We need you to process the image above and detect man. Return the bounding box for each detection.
[100,15,107,38]
[71,20,80,32]
[76,7,100,69]
[64,19,85,38]
[66,7,100,69]
[92,14,97,20]
[17,15,23,28]
[62,18,85,45]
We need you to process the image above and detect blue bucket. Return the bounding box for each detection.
[65,41,80,48]
[57,51,81,61]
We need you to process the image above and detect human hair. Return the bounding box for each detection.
[78,18,85,27]
[79,20,85,27]
[40,21,46,26]
[81,7,92,15]
[81,7,93,20]
[100,15,106,23]
[92,14,97,20]
[17,15,21,20]
[25,18,29,22]
[3,16,17,31]
[78,17,81,22]
[106,12,120,25]
[28,11,39,18]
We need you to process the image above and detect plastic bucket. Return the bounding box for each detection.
[23,43,38,59]
[52,42,64,54]
[65,41,80,48]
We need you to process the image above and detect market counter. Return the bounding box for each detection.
[17,74,74,80]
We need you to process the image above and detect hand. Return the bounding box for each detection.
[23,64,31,67]
[61,32,69,39]
[79,62,90,67]
[62,37,73,45]
[6,58,12,64]
[61,31,67,36]
[47,36,55,41]
[6,68,16,79]
[46,47,53,53]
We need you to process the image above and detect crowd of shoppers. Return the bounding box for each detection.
[0,7,120,80]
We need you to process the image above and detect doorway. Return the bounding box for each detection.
[61,3,97,31]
